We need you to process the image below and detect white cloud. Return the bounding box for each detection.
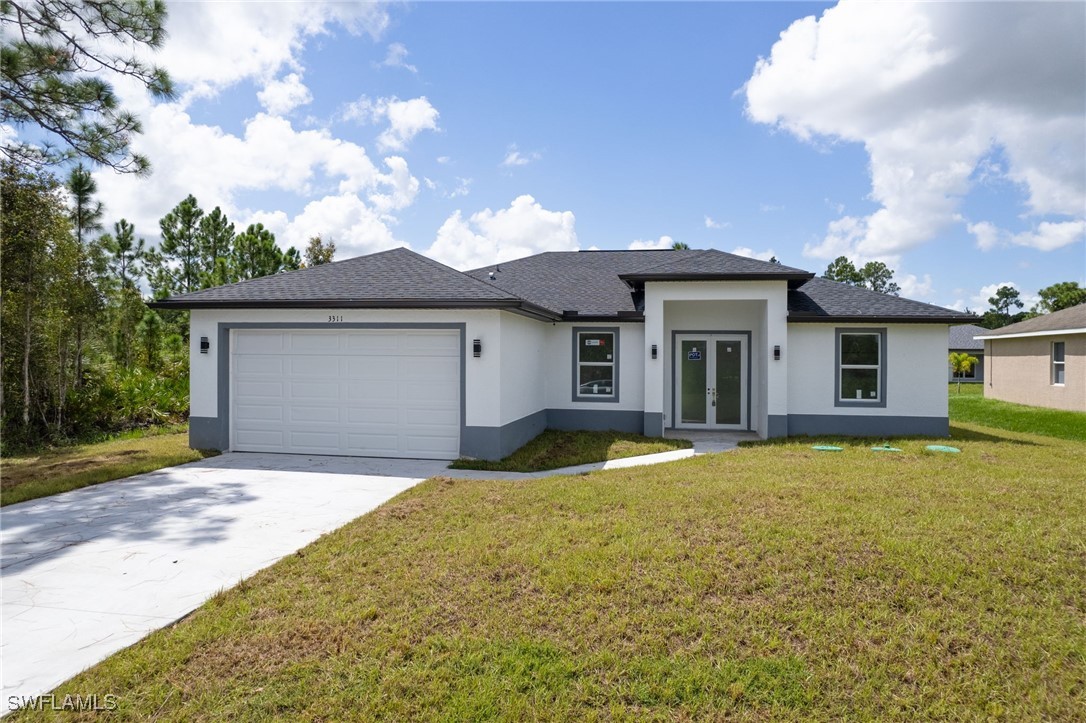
[368,156,419,214]
[426,195,577,270]
[898,273,934,299]
[436,156,451,164]
[157,2,388,103]
[731,246,776,262]
[92,107,416,248]
[447,177,472,199]
[704,215,729,230]
[341,95,440,152]
[257,73,313,115]
[969,219,1086,252]
[246,194,400,258]
[501,143,542,168]
[377,42,417,73]
[759,203,784,213]
[745,1,1086,259]
[629,236,675,251]
[966,221,1001,252]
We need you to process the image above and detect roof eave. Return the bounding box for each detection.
[561,311,645,323]
[620,272,815,285]
[976,327,1086,341]
[788,314,978,324]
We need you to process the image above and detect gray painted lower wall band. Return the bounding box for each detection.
[189,416,225,449]
[546,408,643,434]
[462,409,547,460]
[643,412,664,438]
[193,407,946,458]
[463,408,641,460]
[786,414,948,438]
[766,415,788,439]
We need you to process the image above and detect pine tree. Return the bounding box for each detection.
[1,0,174,172]
[232,223,286,280]
[198,207,235,288]
[154,195,204,295]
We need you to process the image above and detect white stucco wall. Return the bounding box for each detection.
[542,322,646,412]
[497,312,548,425]
[643,281,789,435]
[188,307,505,428]
[787,323,949,418]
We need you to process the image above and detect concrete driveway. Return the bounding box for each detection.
[1,452,447,708]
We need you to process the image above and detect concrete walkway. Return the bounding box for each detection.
[0,433,751,708]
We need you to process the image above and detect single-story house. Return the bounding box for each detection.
[976,303,1085,412]
[948,324,986,383]
[152,247,975,460]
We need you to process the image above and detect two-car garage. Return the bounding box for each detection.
[230,329,462,460]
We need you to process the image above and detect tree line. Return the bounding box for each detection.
[0,161,336,452]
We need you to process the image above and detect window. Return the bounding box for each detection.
[836,329,886,407]
[1052,341,1065,385]
[573,328,618,401]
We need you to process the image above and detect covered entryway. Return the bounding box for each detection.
[674,333,749,430]
[231,329,461,459]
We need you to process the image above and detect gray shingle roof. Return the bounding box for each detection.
[619,249,812,281]
[152,247,542,311]
[153,246,975,324]
[465,250,704,316]
[788,277,975,323]
[978,303,1086,337]
[949,324,987,350]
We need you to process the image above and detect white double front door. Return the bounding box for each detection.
[675,334,748,430]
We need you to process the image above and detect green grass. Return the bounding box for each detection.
[1,427,218,507]
[449,429,693,472]
[949,383,1086,442]
[21,421,1084,721]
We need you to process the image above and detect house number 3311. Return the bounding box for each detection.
[328,315,344,322]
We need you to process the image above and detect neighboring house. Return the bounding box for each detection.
[152,248,974,460]
[948,324,986,383]
[976,304,1086,412]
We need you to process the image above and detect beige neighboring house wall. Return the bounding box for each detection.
[984,334,1085,412]
[979,303,1086,413]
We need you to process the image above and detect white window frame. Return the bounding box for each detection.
[835,328,886,407]
[572,327,619,402]
[1052,341,1065,385]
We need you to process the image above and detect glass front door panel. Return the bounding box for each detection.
[715,340,742,425]
[680,340,707,424]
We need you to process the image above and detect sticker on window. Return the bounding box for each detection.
[585,339,603,346]
[687,348,702,361]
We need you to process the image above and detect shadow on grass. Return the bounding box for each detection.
[738,423,1040,449]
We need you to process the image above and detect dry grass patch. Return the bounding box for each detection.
[1,429,217,506]
[15,422,1085,720]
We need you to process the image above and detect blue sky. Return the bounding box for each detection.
[82,1,1084,312]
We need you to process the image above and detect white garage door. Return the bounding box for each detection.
[231,329,461,459]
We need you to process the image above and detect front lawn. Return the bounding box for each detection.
[23,422,1085,720]
[449,429,692,472]
[1,427,217,507]
[949,383,1086,442]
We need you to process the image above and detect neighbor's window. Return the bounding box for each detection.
[1052,341,1065,385]
[838,331,883,404]
[574,329,617,400]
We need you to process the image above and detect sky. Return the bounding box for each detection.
[66,1,1086,313]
